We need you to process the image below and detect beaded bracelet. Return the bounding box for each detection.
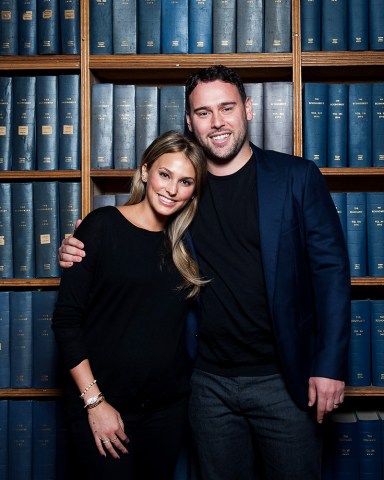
[79,379,97,398]
[85,394,105,410]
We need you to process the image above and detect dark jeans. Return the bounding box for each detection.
[189,369,322,480]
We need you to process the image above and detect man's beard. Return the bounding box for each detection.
[199,133,247,165]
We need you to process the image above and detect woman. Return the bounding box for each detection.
[52,131,207,480]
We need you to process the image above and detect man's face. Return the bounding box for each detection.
[186,80,253,166]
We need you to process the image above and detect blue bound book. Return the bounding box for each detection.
[348,83,372,168]
[113,0,137,54]
[372,83,384,167]
[135,86,159,163]
[0,292,10,388]
[90,0,113,54]
[370,300,384,387]
[0,0,18,55]
[113,84,136,169]
[59,181,82,240]
[10,291,33,388]
[0,183,13,278]
[348,0,369,50]
[366,192,384,277]
[330,412,359,479]
[37,0,60,53]
[348,299,371,386]
[138,0,161,54]
[346,192,367,277]
[33,401,57,480]
[213,0,236,53]
[59,0,80,54]
[321,0,348,51]
[369,0,384,50]
[0,77,12,171]
[0,400,8,480]
[9,400,33,478]
[264,0,291,53]
[330,192,347,241]
[159,85,186,134]
[36,75,59,170]
[244,83,264,149]
[91,83,114,169]
[301,0,321,51]
[188,0,212,53]
[327,83,348,168]
[236,0,263,53]
[161,0,188,53]
[356,411,382,479]
[303,83,328,167]
[18,0,37,55]
[93,194,116,210]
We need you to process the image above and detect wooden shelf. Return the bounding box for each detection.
[0,55,80,71]
[0,389,62,398]
[0,170,81,180]
[0,278,60,287]
[345,386,384,397]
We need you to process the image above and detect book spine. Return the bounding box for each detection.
[113,0,137,54]
[303,83,328,167]
[12,76,36,171]
[18,0,38,55]
[0,292,10,388]
[115,193,131,206]
[0,400,8,479]
[348,0,369,50]
[330,192,347,241]
[0,77,12,171]
[11,182,35,278]
[330,412,359,479]
[10,291,33,388]
[212,0,236,54]
[33,400,57,480]
[90,0,113,54]
[113,84,136,169]
[264,0,291,53]
[244,82,264,149]
[161,0,188,53]
[60,0,80,54]
[348,299,372,387]
[58,181,82,240]
[366,192,384,277]
[372,83,384,167]
[0,0,18,55]
[37,0,60,54]
[36,75,59,170]
[33,181,60,278]
[93,194,116,209]
[90,83,114,169]
[135,86,159,162]
[188,0,212,54]
[356,411,382,478]
[0,183,13,278]
[58,74,81,170]
[8,400,33,477]
[346,192,367,277]
[300,0,321,51]
[370,300,384,387]
[327,83,348,168]
[348,83,372,167]
[159,85,186,135]
[236,0,263,53]
[369,0,384,50]
[138,0,161,54]
[321,0,348,51]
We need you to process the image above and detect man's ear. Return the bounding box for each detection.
[186,112,193,132]
[245,97,253,121]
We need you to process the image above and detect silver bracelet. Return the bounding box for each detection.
[83,392,103,408]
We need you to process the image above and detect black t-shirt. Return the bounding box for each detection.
[190,155,279,376]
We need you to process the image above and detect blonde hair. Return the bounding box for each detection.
[128,130,208,299]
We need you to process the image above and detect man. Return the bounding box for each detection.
[59,65,351,479]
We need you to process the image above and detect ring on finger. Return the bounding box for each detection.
[111,436,118,443]
[102,439,111,444]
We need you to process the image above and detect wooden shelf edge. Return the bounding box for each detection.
[0,55,80,70]
[0,278,60,287]
[321,168,384,176]
[0,170,81,179]
[0,388,63,398]
[91,169,135,177]
[346,386,384,397]
[302,51,384,66]
[351,278,384,286]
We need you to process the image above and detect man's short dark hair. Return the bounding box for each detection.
[185,65,247,112]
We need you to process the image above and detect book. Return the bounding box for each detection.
[303,83,328,167]
[346,192,367,277]
[372,83,384,167]
[37,0,60,54]
[32,290,59,388]
[33,181,60,278]
[138,0,161,54]
[36,75,59,170]
[60,0,80,54]
[93,194,116,209]
[159,85,186,134]
[0,183,13,278]
[244,83,264,149]
[113,0,137,54]
[115,192,131,206]
[11,182,35,278]
[90,83,114,169]
[366,192,384,277]
[0,400,8,480]
[236,0,263,53]
[356,410,382,479]
[327,83,348,168]
[188,0,212,54]
[113,84,136,169]
[12,76,36,171]
[0,0,18,55]
[212,0,236,54]
[370,300,384,387]
[135,86,159,162]
[8,400,33,478]
[321,0,348,51]
[378,411,384,479]
[330,192,347,241]
[348,299,371,387]
[161,0,188,54]
[0,292,10,388]
[58,74,81,170]
[0,77,12,170]
[58,181,82,240]
[33,400,57,480]
[348,83,372,168]
[369,0,384,50]
[330,412,359,479]
[300,0,321,51]
[18,0,38,55]
[89,0,113,54]
[10,291,33,388]
[348,0,369,50]
[263,82,293,155]
[264,0,291,53]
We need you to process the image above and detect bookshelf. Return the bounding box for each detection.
[0,0,383,404]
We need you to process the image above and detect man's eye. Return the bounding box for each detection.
[197,111,208,117]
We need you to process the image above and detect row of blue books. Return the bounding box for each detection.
[0,182,81,279]
[91,0,291,55]
[323,410,384,479]
[303,83,384,168]
[301,0,384,51]
[0,0,80,55]
[331,192,384,278]
[0,75,81,171]
[91,82,294,170]
[347,299,384,388]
